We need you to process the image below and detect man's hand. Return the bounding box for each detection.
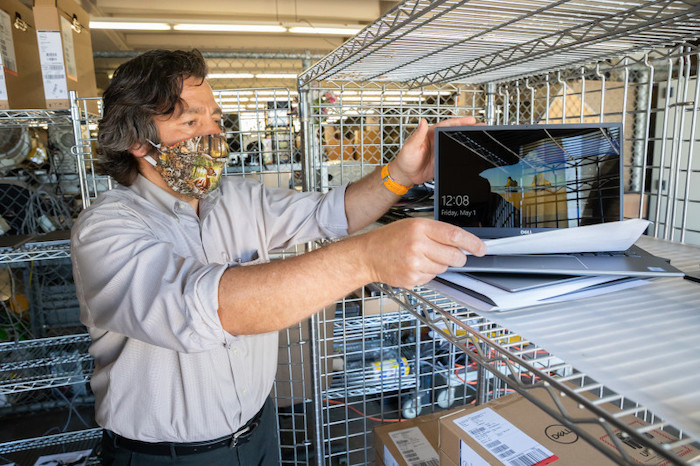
[356,217,487,289]
[389,116,479,187]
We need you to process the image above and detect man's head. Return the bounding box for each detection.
[97,49,211,186]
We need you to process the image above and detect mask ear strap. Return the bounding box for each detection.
[144,155,158,166]
[146,138,161,150]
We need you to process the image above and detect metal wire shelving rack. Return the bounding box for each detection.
[0,334,92,396]
[299,0,700,464]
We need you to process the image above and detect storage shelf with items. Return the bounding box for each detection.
[0,428,102,465]
[0,101,102,463]
[300,0,700,464]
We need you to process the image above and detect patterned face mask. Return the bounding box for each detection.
[146,133,229,199]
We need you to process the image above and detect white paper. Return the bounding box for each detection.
[480,218,650,255]
[459,440,491,466]
[60,16,78,81]
[429,275,649,312]
[36,30,68,101]
[0,66,7,103]
[387,426,440,466]
[436,272,625,311]
[0,14,9,105]
[0,9,16,73]
[453,408,556,466]
[33,449,92,466]
[383,445,400,466]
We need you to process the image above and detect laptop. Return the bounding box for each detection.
[434,123,683,277]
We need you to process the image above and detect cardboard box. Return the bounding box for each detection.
[351,286,402,317]
[374,410,443,466]
[439,390,700,466]
[0,0,45,109]
[32,0,97,109]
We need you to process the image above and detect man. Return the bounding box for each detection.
[71,49,485,465]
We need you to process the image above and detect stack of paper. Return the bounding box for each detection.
[431,219,654,312]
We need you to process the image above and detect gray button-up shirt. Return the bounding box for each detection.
[71,175,348,442]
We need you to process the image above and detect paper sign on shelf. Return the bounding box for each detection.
[36,30,68,101]
[0,9,17,74]
[59,15,77,81]
[0,54,7,103]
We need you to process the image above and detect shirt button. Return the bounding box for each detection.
[242,388,247,395]
[232,348,238,354]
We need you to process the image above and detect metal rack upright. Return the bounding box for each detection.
[299,1,700,464]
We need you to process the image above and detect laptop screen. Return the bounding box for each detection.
[434,123,623,238]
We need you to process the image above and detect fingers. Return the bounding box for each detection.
[424,220,487,257]
[433,116,478,128]
[366,219,487,289]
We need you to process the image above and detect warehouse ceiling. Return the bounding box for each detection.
[57,0,399,92]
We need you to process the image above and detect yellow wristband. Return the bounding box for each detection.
[381,164,411,195]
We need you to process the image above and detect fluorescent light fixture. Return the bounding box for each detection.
[173,23,287,32]
[90,20,171,30]
[217,90,297,97]
[255,73,298,79]
[208,73,255,79]
[288,26,362,35]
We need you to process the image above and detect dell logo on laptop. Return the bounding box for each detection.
[520,229,532,235]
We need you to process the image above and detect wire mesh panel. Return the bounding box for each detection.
[299,3,700,461]
[302,82,483,192]
[493,43,700,246]
[310,289,481,465]
[299,82,485,465]
[0,428,102,465]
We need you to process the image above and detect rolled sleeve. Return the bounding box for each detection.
[72,204,228,353]
[260,183,350,250]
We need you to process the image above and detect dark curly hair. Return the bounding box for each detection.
[96,49,208,185]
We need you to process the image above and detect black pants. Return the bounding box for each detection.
[100,398,278,465]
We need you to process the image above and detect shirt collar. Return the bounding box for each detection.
[129,174,221,217]
[129,174,188,215]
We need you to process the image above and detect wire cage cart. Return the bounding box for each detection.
[298,0,700,464]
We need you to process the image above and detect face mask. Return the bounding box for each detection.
[146,133,229,198]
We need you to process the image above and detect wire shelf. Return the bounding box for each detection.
[372,237,700,465]
[299,0,700,87]
[0,334,92,396]
[0,110,73,128]
[0,428,101,464]
[0,243,71,265]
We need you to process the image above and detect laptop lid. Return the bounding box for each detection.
[434,123,623,239]
[433,123,684,277]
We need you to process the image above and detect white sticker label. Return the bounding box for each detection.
[0,9,16,73]
[36,30,68,101]
[383,445,401,466]
[453,408,557,466]
[387,426,439,466]
[59,15,77,81]
[0,66,7,102]
[459,440,491,466]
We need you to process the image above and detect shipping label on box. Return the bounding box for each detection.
[0,67,7,108]
[451,407,558,465]
[0,8,17,73]
[386,426,439,466]
[36,29,68,102]
[58,14,76,80]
